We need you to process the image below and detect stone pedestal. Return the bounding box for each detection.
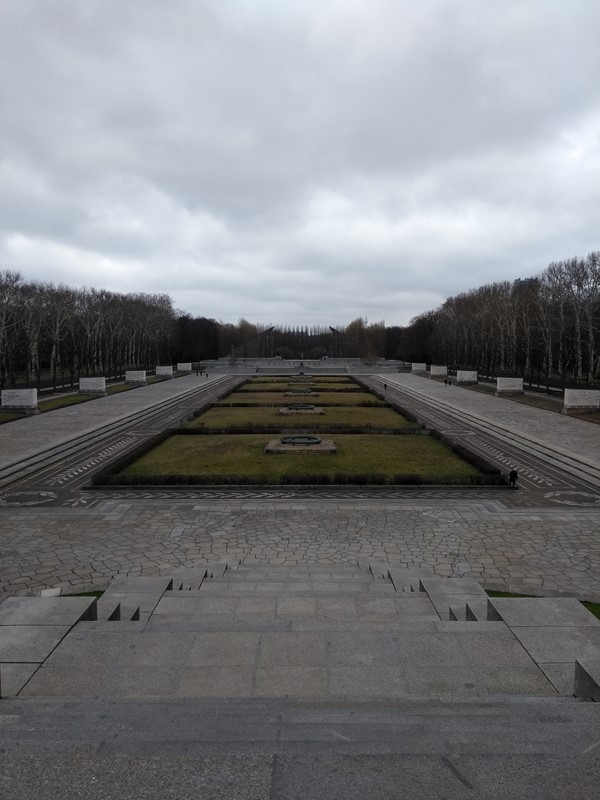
[456,371,478,384]
[411,363,427,372]
[125,370,146,384]
[496,377,524,396]
[79,377,106,396]
[430,365,447,377]
[156,366,174,378]
[562,389,600,413]
[0,389,39,414]
[177,363,192,372]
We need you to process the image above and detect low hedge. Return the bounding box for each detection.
[93,471,507,487]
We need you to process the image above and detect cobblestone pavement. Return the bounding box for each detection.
[2,498,600,600]
[2,371,600,600]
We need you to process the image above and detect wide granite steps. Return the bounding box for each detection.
[2,560,600,702]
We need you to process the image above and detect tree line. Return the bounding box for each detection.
[0,272,175,389]
[400,251,600,387]
[0,272,393,389]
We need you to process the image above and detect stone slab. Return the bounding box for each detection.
[105,576,173,594]
[19,665,105,697]
[512,626,600,664]
[186,632,259,666]
[420,577,486,596]
[258,632,326,667]
[574,658,600,701]
[177,666,255,697]
[156,366,174,377]
[0,597,97,626]
[44,630,196,667]
[496,377,524,395]
[255,666,328,697]
[539,662,575,695]
[0,388,37,409]
[487,597,599,627]
[176,363,192,372]
[79,377,106,394]
[411,363,427,372]
[0,625,71,662]
[100,592,162,617]
[564,388,600,410]
[125,370,146,383]
[0,663,39,697]
[430,365,447,376]
[456,370,477,383]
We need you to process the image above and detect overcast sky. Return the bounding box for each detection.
[1,1,599,328]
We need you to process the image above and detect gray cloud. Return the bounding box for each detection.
[1,0,599,326]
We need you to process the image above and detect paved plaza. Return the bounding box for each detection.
[2,374,600,797]
[1,372,600,600]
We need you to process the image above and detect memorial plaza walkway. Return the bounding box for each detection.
[2,372,600,798]
[1,371,600,600]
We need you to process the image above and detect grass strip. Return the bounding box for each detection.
[111,433,490,485]
[185,405,412,429]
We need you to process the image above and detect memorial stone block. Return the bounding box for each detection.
[430,365,448,377]
[79,377,106,395]
[125,370,146,384]
[563,389,600,412]
[411,363,427,372]
[496,377,524,395]
[156,366,174,378]
[456,370,478,384]
[177,363,192,372]
[1,389,38,412]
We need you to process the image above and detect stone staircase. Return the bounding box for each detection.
[2,561,600,702]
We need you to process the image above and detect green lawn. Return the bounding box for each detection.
[39,394,98,412]
[186,405,411,429]
[247,376,352,384]
[236,384,364,393]
[219,391,385,406]
[118,433,484,483]
[0,410,22,424]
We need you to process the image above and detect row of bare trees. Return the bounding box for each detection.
[402,252,600,387]
[0,271,175,390]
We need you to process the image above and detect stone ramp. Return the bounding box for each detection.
[4,562,600,702]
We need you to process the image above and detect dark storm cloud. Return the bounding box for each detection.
[1,0,599,326]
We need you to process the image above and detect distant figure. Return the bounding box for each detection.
[444,379,447,385]
[509,469,518,489]
[384,383,387,391]
[205,371,208,379]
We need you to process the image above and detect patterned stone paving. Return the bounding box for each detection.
[2,498,600,600]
